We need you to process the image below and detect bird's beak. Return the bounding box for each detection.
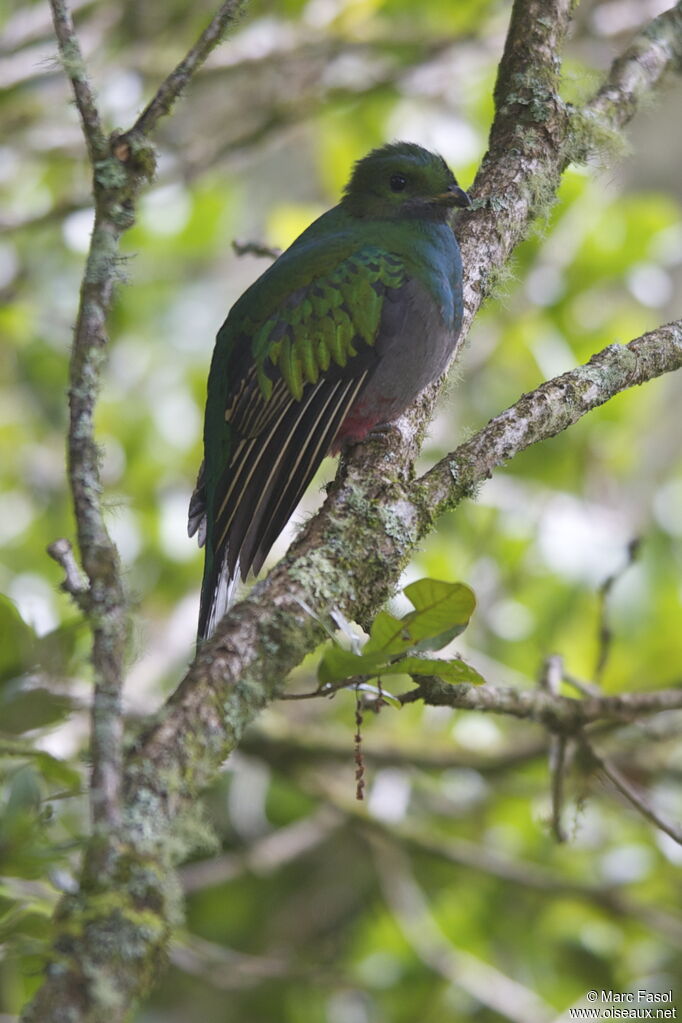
[435,184,471,208]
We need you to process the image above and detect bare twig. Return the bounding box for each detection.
[232,239,281,260]
[594,538,642,683]
[562,673,603,698]
[539,655,568,842]
[131,0,245,138]
[583,740,682,846]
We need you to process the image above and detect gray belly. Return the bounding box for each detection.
[350,275,458,426]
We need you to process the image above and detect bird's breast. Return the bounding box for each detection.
[334,269,460,448]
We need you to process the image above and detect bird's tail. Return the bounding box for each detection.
[189,461,240,640]
[198,551,240,640]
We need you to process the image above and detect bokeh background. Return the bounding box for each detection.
[1,0,681,1019]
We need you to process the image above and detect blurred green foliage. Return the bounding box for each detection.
[1,0,682,1019]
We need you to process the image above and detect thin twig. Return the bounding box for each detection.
[48,0,106,160]
[562,673,602,698]
[594,538,641,683]
[583,740,682,846]
[131,0,245,138]
[232,239,281,260]
[539,655,568,842]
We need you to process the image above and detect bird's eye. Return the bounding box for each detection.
[389,174,407,192]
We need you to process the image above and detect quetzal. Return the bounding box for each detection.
[189,141,470,639]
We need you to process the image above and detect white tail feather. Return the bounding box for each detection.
[204,553,241,638]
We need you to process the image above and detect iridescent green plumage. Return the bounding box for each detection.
[190,142,470,638]
[251,249,405,398]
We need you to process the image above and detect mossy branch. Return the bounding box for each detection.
[398,679,682,732]
[420,321,682,514]
[585,0,682,130]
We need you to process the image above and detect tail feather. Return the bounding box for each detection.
[198,551,240,640]
[188,460,207,548]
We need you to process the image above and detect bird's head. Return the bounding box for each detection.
[341,141,471,221]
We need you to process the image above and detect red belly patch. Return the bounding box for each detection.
[331,410,382,452]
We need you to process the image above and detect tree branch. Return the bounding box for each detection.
[582,740,682,846]
[420,320,682,513]
[130,0,245,138]
[48,0,106,161]
[539,655,569,842]
[399,678,682,732]
[585,1,682,130]
[48,0,130,840]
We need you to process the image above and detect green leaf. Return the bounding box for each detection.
[7,765,44,815]
[363,579,476,656]
[318,579,479,684]
[35,621,87,679]
[401,578,476,651]
[364,610,413,656]
[378,656,486,685]
[33,752,81,792]
[0,686,75,735]
[318,645,374,685]
[0,595,36,684]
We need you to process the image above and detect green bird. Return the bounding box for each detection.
[190,141,470,638]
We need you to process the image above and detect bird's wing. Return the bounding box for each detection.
[192,242,407,637]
